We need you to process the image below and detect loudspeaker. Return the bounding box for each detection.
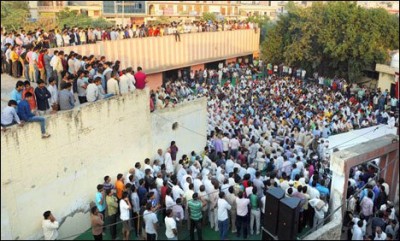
[277,197,301,240]
[264,187,285,235]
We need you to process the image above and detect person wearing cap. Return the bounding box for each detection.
[188,192,206,240]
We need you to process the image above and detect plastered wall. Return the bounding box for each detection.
[1,89,207,240]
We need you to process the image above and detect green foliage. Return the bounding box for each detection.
[202,12,217,22]
[153,16,170,25]
[247,15,270,43]
[91,18,115,29]
[56,8,113,29]
[1,1,30,31]
[261,2,399,82]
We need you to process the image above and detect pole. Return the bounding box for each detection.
[122,1,125,27]
[114,1,117,26]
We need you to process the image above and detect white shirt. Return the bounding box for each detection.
[42,220,59,240]
[229,138,240,149]
[165,216,177,239]
[119,200,130,221]
[217,198,232,221]
[107,78,120,95]
[119,74,135,94]
[236,197,250,216]
[225,159,235,174]
[86,83,99,102]
[374,231,387,240]
[165,152,173,173]
[352,225,363,240]
[47,84,58,106]
[222,137,230,151]
[165,195,176,209]
[193,178,203,193]
[172,185,184,201]
[143,210,158,234]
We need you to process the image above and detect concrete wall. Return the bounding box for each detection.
[146,72,163,90]
[151,98,208,159]
[1,90,207,240]
[50,29,260,75]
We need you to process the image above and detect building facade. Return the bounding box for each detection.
[37,1,102,19]
[102,1,146,25]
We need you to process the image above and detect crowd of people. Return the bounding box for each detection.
[1,20,257,50]
[1,44,149,137]
[345,159,398,240]
[37,56,398,240]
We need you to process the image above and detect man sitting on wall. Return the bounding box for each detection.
[17,92,51,138]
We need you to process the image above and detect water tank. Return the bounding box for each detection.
[390,52,399,69]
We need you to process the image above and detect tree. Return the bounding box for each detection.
[202,12,217,22]
[153,16,170,25]
[56,8,113,29]
[1,1,30,31]
[261,2,399,82]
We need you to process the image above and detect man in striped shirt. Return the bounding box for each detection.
[188,193,206,240]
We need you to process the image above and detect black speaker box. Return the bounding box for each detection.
[264,187,285,235]
[277,197,301,240]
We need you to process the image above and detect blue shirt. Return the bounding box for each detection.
[1,106,21,125]
[10,89,22,103]
[316,183,330,197]
[291,168,301,180]
[17,100,34,121]
[138,186,147,204]
[95,192,106,212]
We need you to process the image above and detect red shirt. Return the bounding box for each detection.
[150,97,154,112]
[161,186,168,206]
[134,71,147,89]
[38,53,45,69]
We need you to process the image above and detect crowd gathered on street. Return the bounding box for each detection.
[33,53,399,240]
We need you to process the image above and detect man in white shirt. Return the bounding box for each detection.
[107,71,120,95]
[172,180,184,201]
[374,226,387,240]
[165,189,176,209]
[309,197,328,229]
[217,192,232,240]
[222,133,230,157]
[236,191,250,238]
[119,69,136,94]
[119,192,132,240]
[155,149,164,165]
[47,78,58,110]
[42,211,59,240]
[165,209,178,240]
[351,220,364,240]
[86,77,101,102]
[143,203,158,240]
[134,162,145,182]
[165,148,174,174]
